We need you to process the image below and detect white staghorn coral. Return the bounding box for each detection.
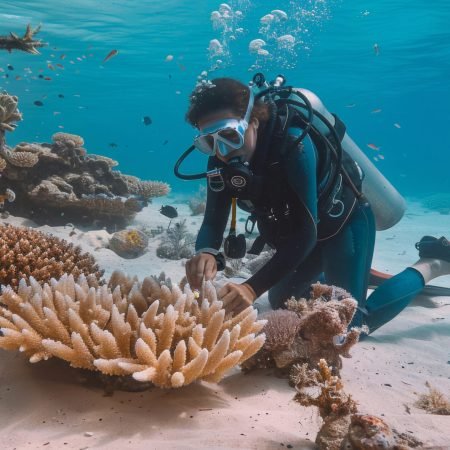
[0,271,266,388]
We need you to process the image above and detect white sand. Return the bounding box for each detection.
[0,196,449,449]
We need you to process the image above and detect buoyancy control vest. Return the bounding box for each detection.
[236,102,366,250]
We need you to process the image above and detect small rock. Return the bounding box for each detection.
[109,228,148,259]
[84,432,94,437]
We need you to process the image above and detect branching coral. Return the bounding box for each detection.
[0,271,266,388]
[414,381,450,415]
[0,93,22,132]
[0,224,104,290]
[0,24,46,54]
[123,174,170,200]
[156,220,195,260]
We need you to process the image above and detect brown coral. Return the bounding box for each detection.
[52,132,84,148]
[243,285,364,374]
[0,224,104,290]
[0,147,39,167]
[0,271,266,388]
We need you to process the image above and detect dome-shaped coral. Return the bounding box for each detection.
[0,224,104,290]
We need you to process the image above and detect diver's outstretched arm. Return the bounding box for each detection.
[0,24,46,54]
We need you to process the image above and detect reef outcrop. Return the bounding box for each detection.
[0,93,170,228]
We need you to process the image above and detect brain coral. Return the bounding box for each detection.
[0,224,104,290]
[0,271,266,388]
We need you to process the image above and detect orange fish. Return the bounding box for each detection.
[48,64,55,71]
[367,143,380,150]
[44,77,52,80]
[15,75,21,80]
[103,49,118,63]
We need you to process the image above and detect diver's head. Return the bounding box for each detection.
[186,77,270,163]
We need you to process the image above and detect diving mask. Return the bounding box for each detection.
[194,89,254,157]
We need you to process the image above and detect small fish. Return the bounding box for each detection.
[58,94,65,98]
[162,140,169,146]
[394,123,401,129]
[15,75,21,80]
[109,142,118,148]
[160,205,178,219]
[34,100,44,106]
[373,43,380,55]
[7,64,14,70]
[56,63,64,69]
[60,54,66,59]
[178,63,186,71]
[102,49,118,63]
[76,57,83,62]
[38,74,44,78]
[345,103,356,108]
[44,77,52,80]
[371,108,382,113]
[48,64,55,71]
[143,116,152,126]
[53,111,61,115]
[378,154,385,160]
[367,143,380,150]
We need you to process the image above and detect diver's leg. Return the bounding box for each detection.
[364,236,450,333]
[268,244,323,309]
[321,202,376,328]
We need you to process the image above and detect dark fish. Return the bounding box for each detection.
[38,74,44,78]
[143,116,152,126]
[7,64,14,70]
[102,49,118,63]
[58,94,65,98]
[162,140,169,146]
[34,100,44,106]
[108,142,118,148]
[160,205,178,219]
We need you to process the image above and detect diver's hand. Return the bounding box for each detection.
[219,282,257,315]
[185,253,217,291]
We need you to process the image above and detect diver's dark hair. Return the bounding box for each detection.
[185,77,270,131]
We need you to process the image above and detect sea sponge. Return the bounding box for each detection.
[109,229,149,259]
[51,132,84,148]
[0,93,22,132]
[0,224,104,290]
[0,271,266,388]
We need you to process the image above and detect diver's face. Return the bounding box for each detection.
[197,109,259,164]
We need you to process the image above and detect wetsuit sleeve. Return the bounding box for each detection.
[195,157,232,255]
[245,134,319,298]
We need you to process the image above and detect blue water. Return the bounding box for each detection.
[1,0,449,196]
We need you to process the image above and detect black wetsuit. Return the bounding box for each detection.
[195,126,427,333]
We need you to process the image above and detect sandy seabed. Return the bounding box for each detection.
[0,196,449,449]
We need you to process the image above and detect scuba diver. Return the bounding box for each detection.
[174,75,450,335]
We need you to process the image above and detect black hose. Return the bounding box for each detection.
[173,145,207,180]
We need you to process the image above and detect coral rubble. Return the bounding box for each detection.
[0,224,103,290]
[0,94,170,228]
[0,271,266,388]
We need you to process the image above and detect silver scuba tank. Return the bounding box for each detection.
[290,88,406,231]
